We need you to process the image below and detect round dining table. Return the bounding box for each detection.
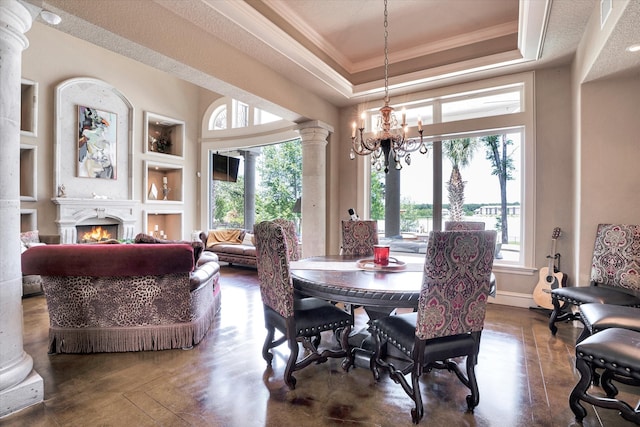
[290,254,425,319]
[290,254,497,320]
[290,254,496,369]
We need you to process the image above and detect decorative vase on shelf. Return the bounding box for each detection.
[148,183,158,200]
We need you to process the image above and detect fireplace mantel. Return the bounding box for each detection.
[52,198,139,243]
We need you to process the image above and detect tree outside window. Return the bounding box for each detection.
[370,129,521,261]
[255,139,302,223]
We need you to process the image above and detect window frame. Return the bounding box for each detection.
[359,72,535,272]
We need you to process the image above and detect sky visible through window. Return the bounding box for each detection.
[399,132,521,205]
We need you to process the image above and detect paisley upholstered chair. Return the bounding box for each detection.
[341,220,378,256]
[444,221,485,231]
[272,218,301,261]
[254,220,353,389]
[369,230,497,424]
[549,224,640,335]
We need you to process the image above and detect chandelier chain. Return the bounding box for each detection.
[383,0,389,104]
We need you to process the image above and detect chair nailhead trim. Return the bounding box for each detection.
[296,319,352,335]
[372,327,412,357]
[577,351,640,377]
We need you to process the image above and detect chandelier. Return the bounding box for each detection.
[349,0,428,173]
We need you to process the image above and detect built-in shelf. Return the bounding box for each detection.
[144,112,184,159]
[144,210,183,240]
[144,161,183,203]
[21,78,38,137]
[20,144,37,201]
[20,209,37,232]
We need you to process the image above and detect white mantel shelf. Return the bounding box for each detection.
[52,198,139,244]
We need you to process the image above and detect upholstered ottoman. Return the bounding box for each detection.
[570,328,640,424]
[578,303,640,343]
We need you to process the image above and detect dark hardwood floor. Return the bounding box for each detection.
[3,265,638,426]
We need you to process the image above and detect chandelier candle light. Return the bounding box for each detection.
[350,0,428,173]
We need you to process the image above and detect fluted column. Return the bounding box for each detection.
[0,0,43,417]
[297,122,332,258]
[240,149,259,231]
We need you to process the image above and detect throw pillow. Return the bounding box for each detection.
[242,232,254,246]
[20,230,40,245]
[134,233,159,244]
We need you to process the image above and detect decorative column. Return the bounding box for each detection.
[297,121,332,258]
[0,0,43,417]
[384,164,401,238]
[240,149,259,231]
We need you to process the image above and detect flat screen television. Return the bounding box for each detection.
[212,153,240,182]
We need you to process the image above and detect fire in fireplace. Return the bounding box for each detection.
[77,225,118,243]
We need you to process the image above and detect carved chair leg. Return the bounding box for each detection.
[371,330,383,381]
[601,369,619,398]
[571,356,640,424]
[549,296,562,335]
[339,325,353,372]
[262,323,275,365]
[465,354,480,411]
[569,357,592,422]
[410,358,424,424]
[601,369,640,398]
[311,333,321,349]
[284,319,299,389]
[284,334,299,389]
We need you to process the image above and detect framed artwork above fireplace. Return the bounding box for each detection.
[77,105,117,180]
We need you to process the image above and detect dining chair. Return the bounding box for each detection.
[254,220,353,389]
[444,221,485,231]
[369,230,497,424]
[549,224,640,335]
[341,220,378,256]
[272,218,301,261]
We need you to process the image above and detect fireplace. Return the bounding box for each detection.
[53,198,138,244]
[76,224,119,243]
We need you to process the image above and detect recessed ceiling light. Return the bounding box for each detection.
[626,44,640,53]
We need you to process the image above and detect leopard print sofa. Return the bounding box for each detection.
[22,243,221,353]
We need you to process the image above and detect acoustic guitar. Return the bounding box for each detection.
[532,227,566,309]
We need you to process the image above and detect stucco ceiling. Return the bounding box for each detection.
[26,0,640,109]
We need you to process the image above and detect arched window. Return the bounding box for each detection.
[209,105,227,130]
[203,97,285,136]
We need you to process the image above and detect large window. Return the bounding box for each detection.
[201,97,300,234]
[208,141,302,231]
[367,74,533,268]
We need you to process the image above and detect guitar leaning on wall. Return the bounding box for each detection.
[532,227,567,310]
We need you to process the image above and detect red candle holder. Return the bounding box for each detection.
[373,245,390,266]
